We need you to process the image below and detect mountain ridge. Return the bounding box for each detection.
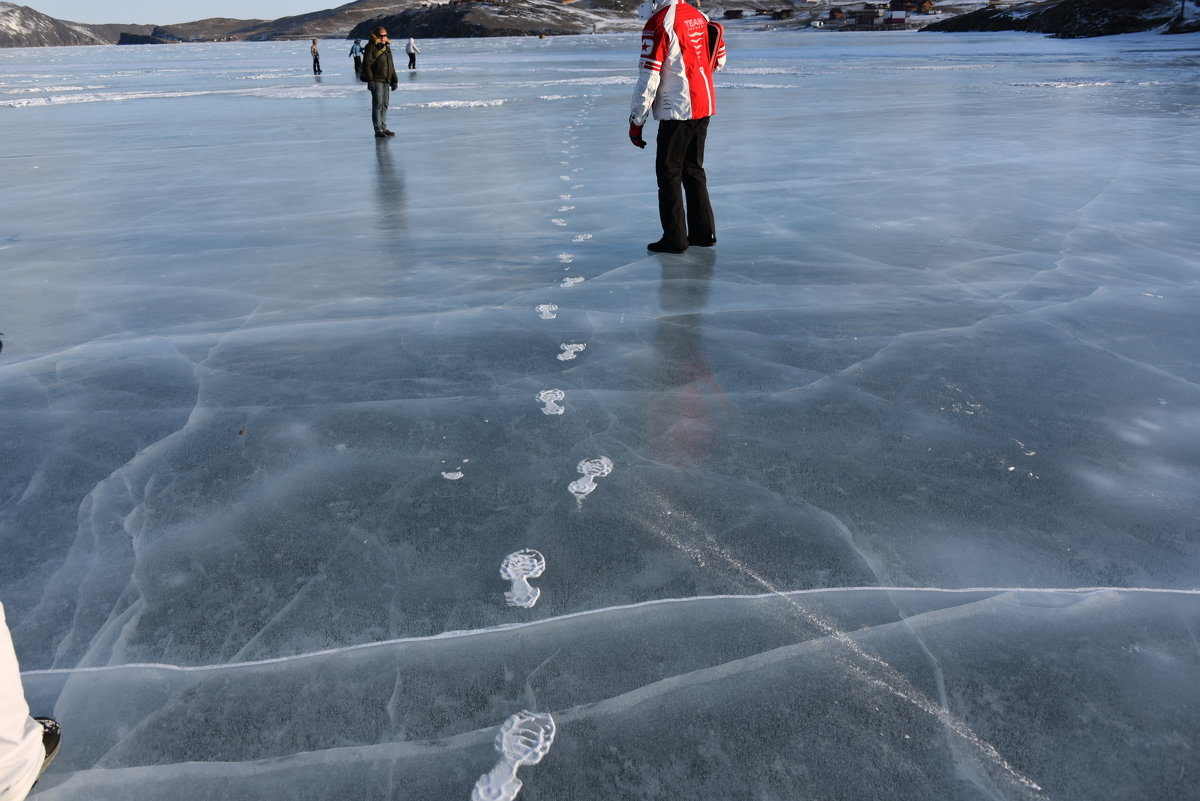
[0,0,642,46]
[922,0,1196,36]
[2,0,1198,47]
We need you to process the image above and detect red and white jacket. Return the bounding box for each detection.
[629,0,727,127]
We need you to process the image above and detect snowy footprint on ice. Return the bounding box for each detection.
[557,343,586,361]
[471,711,556,801]
[536,389,565,415]
[535,304,558,320]
[569,456,612,501]
[499,549,546,608]
[441,458,469,480]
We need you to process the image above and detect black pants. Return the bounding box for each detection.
[313,55,322,74]
[408,53,417,69]
[655,117,716,249]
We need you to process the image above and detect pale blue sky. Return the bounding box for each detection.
[27,2,323,24]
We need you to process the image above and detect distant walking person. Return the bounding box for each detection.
[349,39,364,79]
[363,28,398,138]
[405,37,421,70]
[0,602,61,801]
[310,39,322,74]
[628,0,726,253]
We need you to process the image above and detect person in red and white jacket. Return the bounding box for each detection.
[629,0,727,253]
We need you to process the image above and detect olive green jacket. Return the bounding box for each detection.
[363,41,397,85]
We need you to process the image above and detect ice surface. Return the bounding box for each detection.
[1,30,1199,801]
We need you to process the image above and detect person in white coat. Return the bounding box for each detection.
[0,603,59,801]
[405,37,421,70]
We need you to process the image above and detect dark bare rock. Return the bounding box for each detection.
[117,32,171,44]
[922,0,1182,37]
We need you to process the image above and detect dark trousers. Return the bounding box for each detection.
[408,53,417,69]
[353,56,362,78]
[312,55,321,74]
[655,117,716,248]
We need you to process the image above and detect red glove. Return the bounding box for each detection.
[629,123,646,149]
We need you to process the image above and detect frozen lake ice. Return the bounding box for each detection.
[2,29,1199,800]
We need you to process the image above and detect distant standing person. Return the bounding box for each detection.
[310,39,322,74]
[0,602,61,801]
[628,0,726,253]
[349,39,364,79]
[362,28,398,138]
[405,37,421,70]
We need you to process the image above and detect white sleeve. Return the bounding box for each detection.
[629,69,660,127]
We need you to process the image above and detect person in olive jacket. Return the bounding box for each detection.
[362,27,399,138]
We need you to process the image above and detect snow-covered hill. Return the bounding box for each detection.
[0,2,109,46]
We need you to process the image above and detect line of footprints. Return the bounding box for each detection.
[469,93,606,801]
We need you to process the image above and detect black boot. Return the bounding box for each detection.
[647,239,687,254]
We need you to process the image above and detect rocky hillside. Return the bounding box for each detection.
[1,0,639,47]
[0,0,418,47]
[218,0,417,40]
[348,0,639,38]
[6,0,1198,46]
[922,0,1185,36]
[1167,0,1200,30]
[0,2,113,45]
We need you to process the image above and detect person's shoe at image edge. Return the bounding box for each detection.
[34,719,60,782]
